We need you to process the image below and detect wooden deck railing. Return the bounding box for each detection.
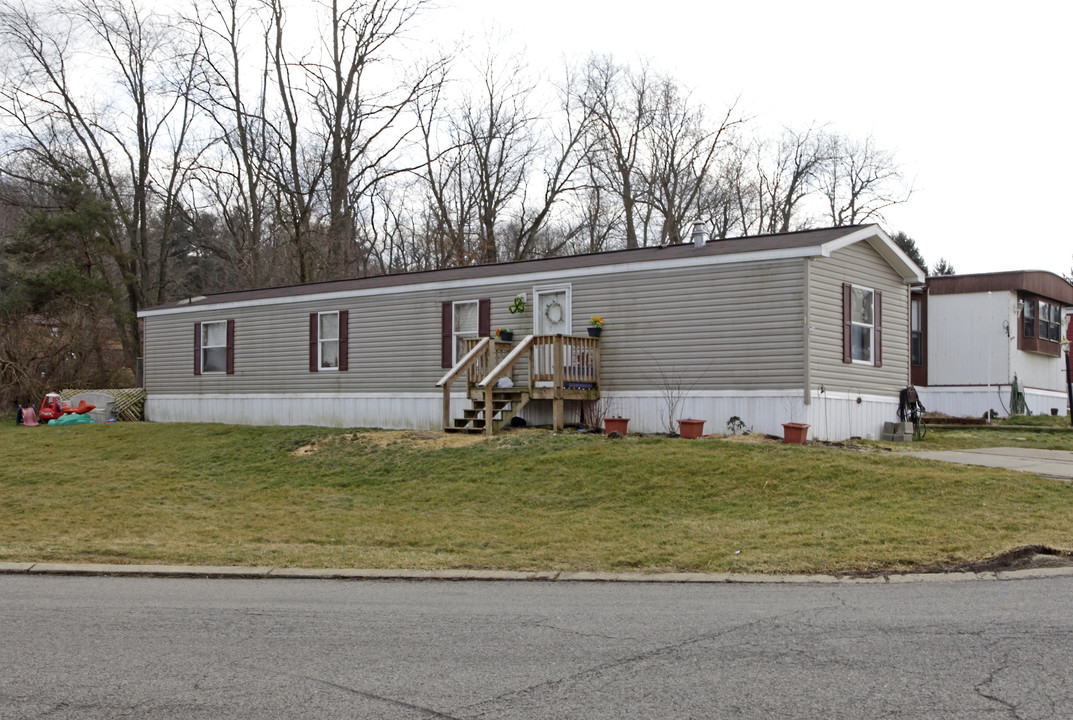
[529,334,600,390]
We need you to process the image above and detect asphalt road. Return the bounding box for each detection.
[2,575,1071,719]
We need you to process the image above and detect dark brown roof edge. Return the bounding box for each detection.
[925,271,1073,305]
[144,225,873,312]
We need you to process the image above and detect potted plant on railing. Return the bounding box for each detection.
[588,316,603,337]
[495,328,514,342]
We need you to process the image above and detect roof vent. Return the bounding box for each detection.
[691,221,708,248]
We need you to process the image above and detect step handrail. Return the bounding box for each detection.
[436,337,491,387]
[476,335,535,388]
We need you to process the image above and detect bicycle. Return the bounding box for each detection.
[898,386,927,441]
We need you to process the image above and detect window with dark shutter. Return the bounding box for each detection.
[442,299,491,368]
[310,311,348,371]
[843,283,877,365]
[199,320,230,373]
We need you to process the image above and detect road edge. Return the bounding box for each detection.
[2,561,1072,584]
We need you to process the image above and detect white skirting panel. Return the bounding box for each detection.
[147,389,903,440]
[518,389,899,442]
[916,386,1068,419]
[146,392,468,430]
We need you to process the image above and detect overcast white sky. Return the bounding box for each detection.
[423,0,1072,275]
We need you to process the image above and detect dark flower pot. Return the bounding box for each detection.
[588,327,602,337]
[498,331,513,341]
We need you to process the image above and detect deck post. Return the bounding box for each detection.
[484,340,496,436]
[553,334,565,431]
[442,384,451,431]
[483,382,495,436]
[593,337,601,388]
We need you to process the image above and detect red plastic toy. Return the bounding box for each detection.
[39,393,63,422]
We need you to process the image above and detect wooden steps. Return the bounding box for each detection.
[444,390,529,434]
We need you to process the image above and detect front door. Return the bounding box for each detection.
[533,286,571,386]
[534,286,571,336]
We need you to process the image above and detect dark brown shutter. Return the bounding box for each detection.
[339,310,349,371]
[873,291,882,368]
[478,298,491,337]
[225,319,235,375]
[842,283,852,363]
[309,313,319,372]
[193,322,202,375]
[441,301,453,368]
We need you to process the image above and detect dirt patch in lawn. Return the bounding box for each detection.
[718,432,782,445]
[291,430,485,456]
[939,545,1073,573]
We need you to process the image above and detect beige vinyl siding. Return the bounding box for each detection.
[144,257,807,396]
[146,286,519,394]
[808,241,911,395]
[569,259,805,391]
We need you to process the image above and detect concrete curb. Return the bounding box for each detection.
[2,562,1072,584]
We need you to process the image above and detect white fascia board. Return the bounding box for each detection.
[139,245,822,317]
[819,225,926,284]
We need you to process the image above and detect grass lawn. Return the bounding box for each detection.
[1,420,1071,574]
[888,414,1073,451]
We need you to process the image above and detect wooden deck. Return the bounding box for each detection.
[436,334,601,434]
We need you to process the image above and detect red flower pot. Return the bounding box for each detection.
[781,422,810,444]
[604,417,629,435]
[677,418,705,439]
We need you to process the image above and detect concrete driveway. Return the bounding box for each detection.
[909,447,1073,479]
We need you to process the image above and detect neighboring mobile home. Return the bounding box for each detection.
[911,271,1073,418]
[138,224,924,440]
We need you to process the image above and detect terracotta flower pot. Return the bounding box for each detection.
[604,417,629,435]
[782,422,810,444]
[677,418,705,439]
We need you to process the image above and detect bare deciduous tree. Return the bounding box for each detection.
[0,0,202,362]
[642,81,739,244]
[576,55,652,249]
[820,133,911,227]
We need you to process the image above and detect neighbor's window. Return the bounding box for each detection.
[1023,298,1036,338]
[201,321,228,373]
[1040,301,1061,342]
[318,312,340,369]
[452,300,479,364]
[850,286,875,363]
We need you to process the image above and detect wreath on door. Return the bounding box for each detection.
[544,299,564,325]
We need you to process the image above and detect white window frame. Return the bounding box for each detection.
[201,320,228,374]
[850,285,875,365]
[318,311,340,371]
[452,300,479,365]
